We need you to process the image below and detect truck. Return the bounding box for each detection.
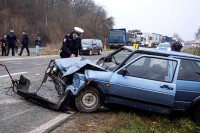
[108,28,127,49]
[162,36,173,43]
[143,33,163,47]
[127,30,143,46]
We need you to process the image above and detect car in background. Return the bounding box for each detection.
[81,39,103,55]
[156,42,171,51]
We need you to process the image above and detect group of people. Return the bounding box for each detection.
[0,30,41,56]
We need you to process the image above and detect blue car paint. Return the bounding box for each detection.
[64,46,200,114]
[65,73,86,95]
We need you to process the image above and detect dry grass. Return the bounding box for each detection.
[40,43,61,55]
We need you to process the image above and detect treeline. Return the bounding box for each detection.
[0,0,114,46]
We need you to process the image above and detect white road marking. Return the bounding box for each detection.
[29,112,74,133]
[0,108,32,122]
[0,71,28,78]
[0,99,25,105]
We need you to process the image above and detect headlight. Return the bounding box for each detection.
[53,65,57,71]
[156,47,159,49]
[83,47,87,50]
[72,74,80,88]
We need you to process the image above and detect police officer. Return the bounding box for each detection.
[60,27,84,58]
[6,30,17,56]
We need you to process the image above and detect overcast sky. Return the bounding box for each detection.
[93,0,200,41]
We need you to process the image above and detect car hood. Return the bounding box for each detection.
[55,57,104,77]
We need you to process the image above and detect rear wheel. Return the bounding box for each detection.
[75,87,101,112]
[193,105,200,125]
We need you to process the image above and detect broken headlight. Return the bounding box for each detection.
[53,65,57,72]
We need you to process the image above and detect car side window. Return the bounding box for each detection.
[126,57,177,82]
[178,59,200,82]
[92,40,97,45]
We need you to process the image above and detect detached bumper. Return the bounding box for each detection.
[16,75,73,111]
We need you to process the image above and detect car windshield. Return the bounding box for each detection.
[81,39,92,45]
[112,48,133,64]
[158,43,170,47]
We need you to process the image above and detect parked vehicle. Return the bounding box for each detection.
[156,42,171,51]
[81,39,103,55]
[143,33,163,47]
[162,36,173,43]
[16,46,200,125]
[108,28,127,49]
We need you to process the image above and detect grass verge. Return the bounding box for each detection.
[102,111,200,133]
[182,47,200,56]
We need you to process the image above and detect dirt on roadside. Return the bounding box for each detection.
[51,111,116,133]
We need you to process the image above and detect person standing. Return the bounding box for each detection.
[18,31,30,56]
[1,35,7,56]
[35,36,41,56]
[6,30,17,56]
[60,27,84,58]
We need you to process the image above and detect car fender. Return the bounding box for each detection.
[65,73,87,95]
[85,70,113,82]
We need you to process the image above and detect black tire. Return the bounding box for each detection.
[98,49,102,55]
[75,86,101,113]
[193,105,200,125]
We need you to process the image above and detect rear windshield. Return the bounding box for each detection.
[82,39,92,45]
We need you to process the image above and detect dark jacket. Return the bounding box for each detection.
[35,39,41,46]
[22,34,29,46]
[171,41,182,52]
[1,38,7,48]
[7,32,17,45]
[60,32,82,58]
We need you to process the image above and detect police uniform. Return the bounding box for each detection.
[60,27,84,58]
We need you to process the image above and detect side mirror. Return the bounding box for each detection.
[119,68,128,76]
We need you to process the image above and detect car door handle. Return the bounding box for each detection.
[160,85,173,90]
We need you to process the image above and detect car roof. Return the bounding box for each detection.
[123,46,200,60]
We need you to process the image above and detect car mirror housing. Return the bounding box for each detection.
[119,68,128,76]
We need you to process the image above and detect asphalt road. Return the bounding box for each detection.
[0,51,112,133]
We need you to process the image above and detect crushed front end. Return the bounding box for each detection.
[16,57,105,111]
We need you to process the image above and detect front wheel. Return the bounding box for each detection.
[193,105,200,125]
[75,87,101,113]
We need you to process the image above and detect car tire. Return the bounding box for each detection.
[89,50,92,56]
[193,104,200,125]
[98,49,102,55]
[75,86,101,113]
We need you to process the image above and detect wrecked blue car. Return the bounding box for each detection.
[16,46,200,125]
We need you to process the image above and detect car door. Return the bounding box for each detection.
[108,55,180,112]
[92,40,97,53]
